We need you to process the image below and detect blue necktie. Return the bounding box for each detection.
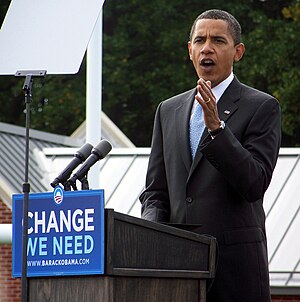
[189,103,205,159]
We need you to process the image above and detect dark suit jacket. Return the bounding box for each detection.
[140,77,281,302]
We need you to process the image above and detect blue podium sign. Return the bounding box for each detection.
[12,188,105,277]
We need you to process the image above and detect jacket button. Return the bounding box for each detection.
[186,197,193,203]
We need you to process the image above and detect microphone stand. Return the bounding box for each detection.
[63,181,72,191]
[63,175,89,191]
[15,70,46,302]
[81,176,89,190]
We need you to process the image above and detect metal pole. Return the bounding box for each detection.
[15,70,46,302]
[86,9,103,189]
[21,74,32,302]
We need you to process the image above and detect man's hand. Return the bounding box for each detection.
[196,78,221,131]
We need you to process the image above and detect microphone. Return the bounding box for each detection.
[50,143,93,188]
[68,140,112,185]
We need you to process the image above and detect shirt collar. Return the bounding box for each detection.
[212,72,234,103]
[192,73,234,115]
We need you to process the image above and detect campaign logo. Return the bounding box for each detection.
[53,186,64,205]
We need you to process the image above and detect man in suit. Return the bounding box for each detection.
[140,9,281,302]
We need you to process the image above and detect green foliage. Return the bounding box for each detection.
[0,70,86,136]
[0,0,300,146]
[102,0,195,144]
[235,1,300,145]
[28,66,86,135]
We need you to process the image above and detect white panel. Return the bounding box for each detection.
[269,273,291,286]
[268,208,300,272]
[0,0,105,74]
[99,156,134,202]
[288,277,300,286]
[288,261,300,286]
[266,160,300,259]
[128,199,142,218]
[264,156,298,215]
[105,157,148,214]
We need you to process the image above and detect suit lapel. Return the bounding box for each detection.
[217,79,240,123]
[188,77,241,178]
[175,89,195,171]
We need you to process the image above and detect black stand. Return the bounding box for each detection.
[64,176,90,191]
[81,177,90,190]
[15,70,47,302]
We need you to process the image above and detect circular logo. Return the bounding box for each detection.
[53,186,64,205]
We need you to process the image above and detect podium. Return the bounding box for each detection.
[27,209,216,302]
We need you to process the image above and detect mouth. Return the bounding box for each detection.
[200,58,215,68]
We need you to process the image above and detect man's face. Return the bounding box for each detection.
[188,19,244,88]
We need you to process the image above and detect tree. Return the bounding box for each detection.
[102,0,298,146]
[235,0,300,146]
[0,0,299,146]
[102,0,201,145]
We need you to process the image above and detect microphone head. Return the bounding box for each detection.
[75,143,93,160]
[67,140,112,185]
[50,143,93,188]
[92,140,112,159]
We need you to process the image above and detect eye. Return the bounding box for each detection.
[215,38,226,44]
[194,37,204,44]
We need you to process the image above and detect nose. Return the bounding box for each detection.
[201,41,213,54]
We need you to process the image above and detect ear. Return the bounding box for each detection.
[188,41,193,60]
[234,43,245,62]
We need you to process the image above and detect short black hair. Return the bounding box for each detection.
[189,9,242,45]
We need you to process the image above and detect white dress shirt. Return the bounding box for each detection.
[191,72,234,118]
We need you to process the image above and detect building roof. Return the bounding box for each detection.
[0,122,82,209]
[71,111,135,148]
[40,147,149,218]
[0,116,135,209]
[264,148,300,288]
[0,121,299,290]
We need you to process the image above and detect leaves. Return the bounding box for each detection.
[0,0,299,146]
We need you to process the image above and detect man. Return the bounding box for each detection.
[140,9,281,302]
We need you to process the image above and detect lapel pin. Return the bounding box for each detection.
[224,110,230,115]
